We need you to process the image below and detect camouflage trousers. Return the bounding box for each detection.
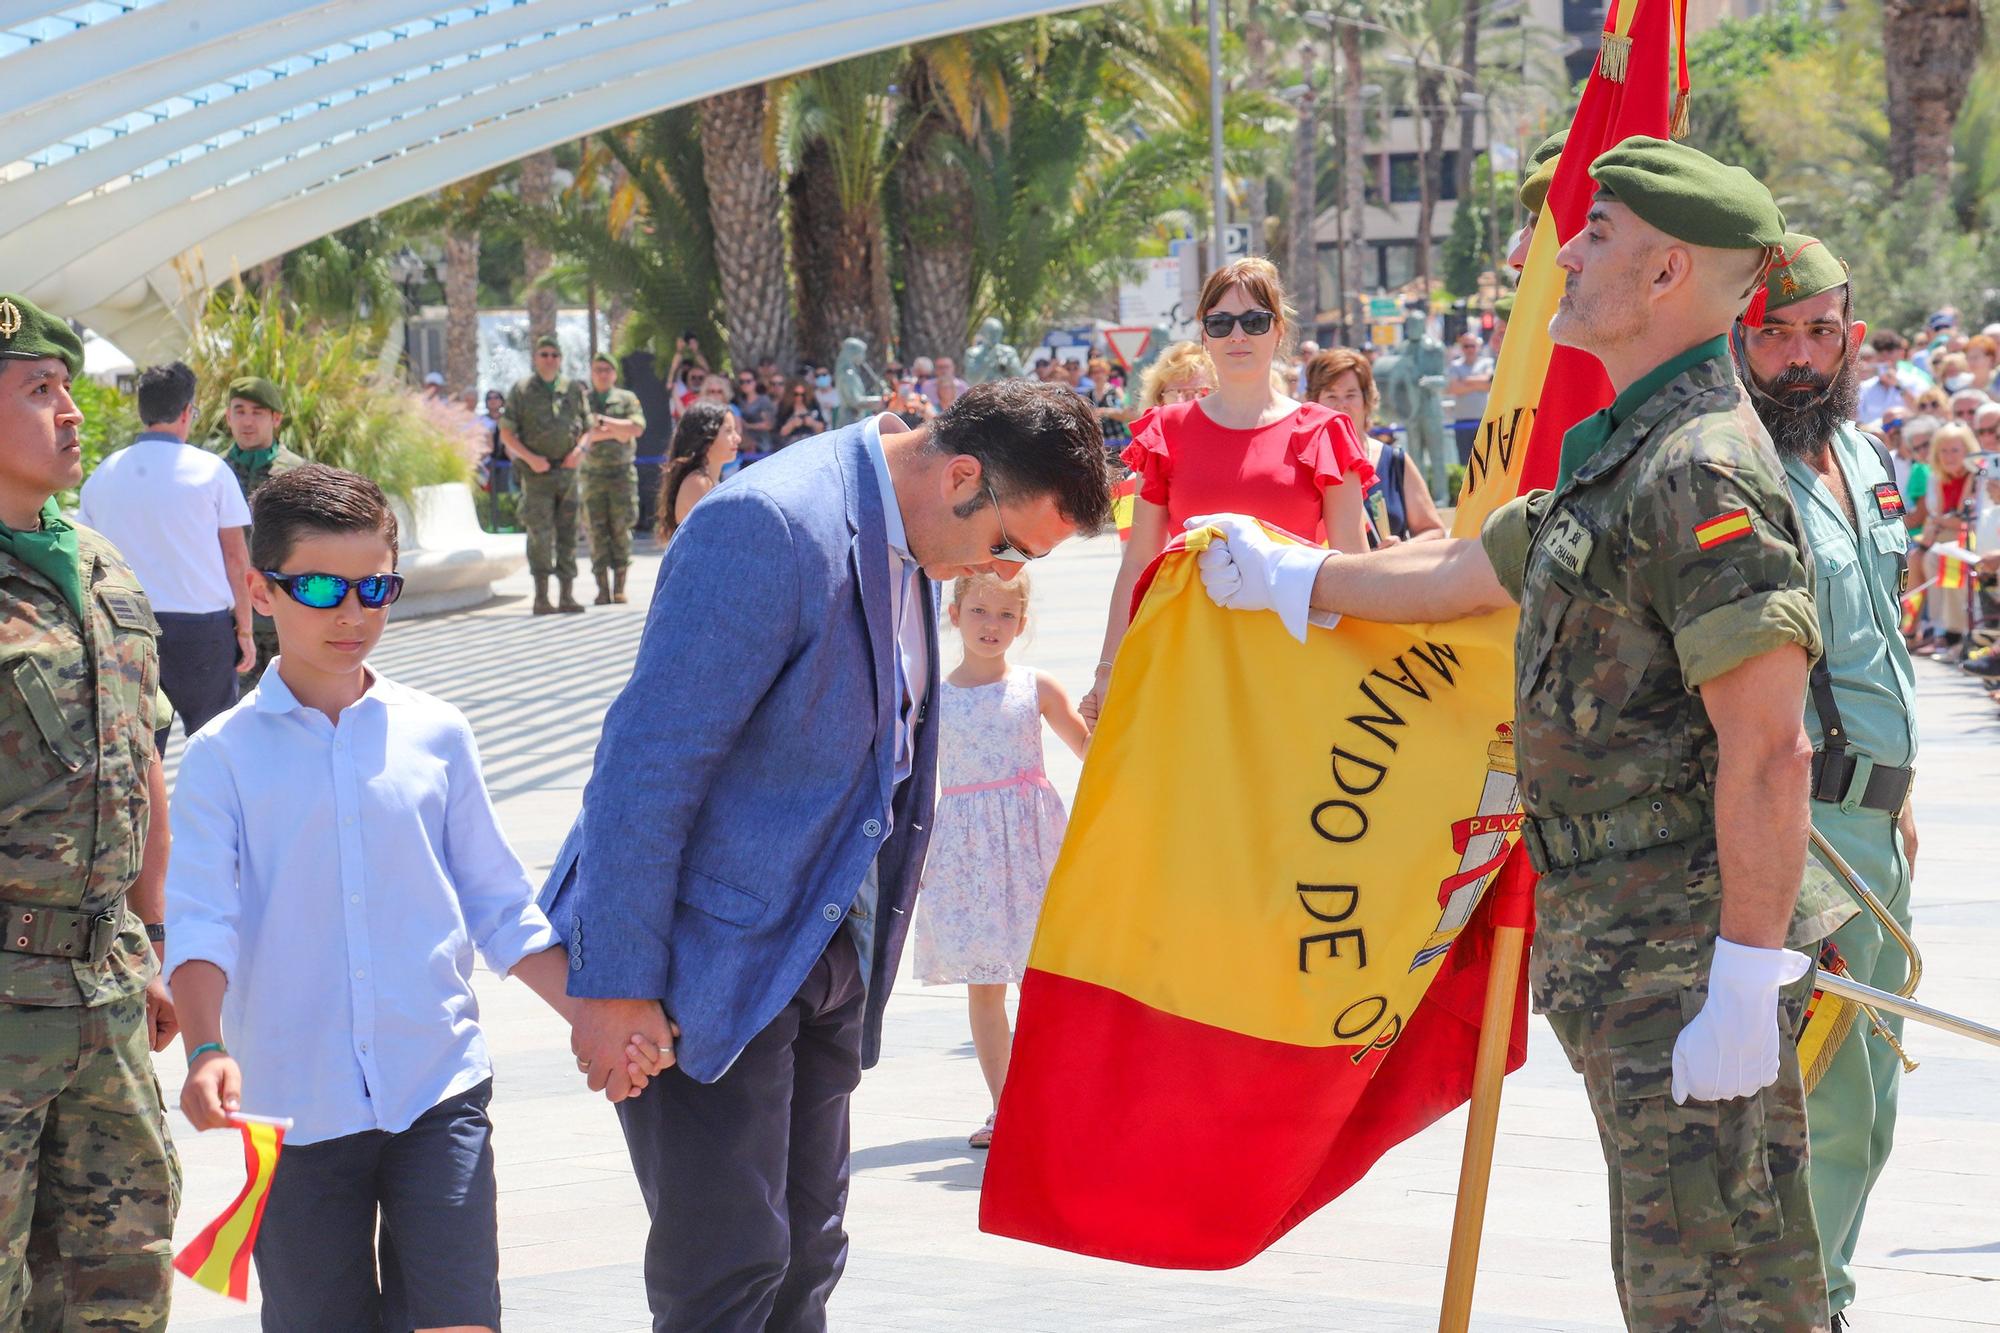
[0,992,180,1332]
[1547,977,1827,1332]
[581,466,638,573]
[519,466,579,580]
[241,612,279,692]
[1805,808,1913,1316]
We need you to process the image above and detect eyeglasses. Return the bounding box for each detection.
[261,570,405,610]
[1160,385,1209,403]
[984,482,1043,563]
[1200,309,1276,339]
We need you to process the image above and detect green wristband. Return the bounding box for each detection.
[189,1042,228,1064]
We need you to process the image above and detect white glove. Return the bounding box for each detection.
[1670,938,1812,1104]
[1184,514,1337,643]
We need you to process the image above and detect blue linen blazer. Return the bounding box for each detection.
[540,422,940,1082]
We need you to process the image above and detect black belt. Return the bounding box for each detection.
[1810,750,1914,813]
[1,902,122,964]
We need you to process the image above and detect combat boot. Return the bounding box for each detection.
[594,569,613,606]
[612,567,629,604]
[532,576,554,615]
[557,576,586,613]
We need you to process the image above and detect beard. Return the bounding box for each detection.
[1749,356,1860,460]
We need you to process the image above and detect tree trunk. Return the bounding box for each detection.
[895,119,976,365]
[1881,0,1983,199]
[1289,43,1320,328]
[1244,16,1269,256]
[1341,26,1368,316]
[1455,5,1480,205]
[443,230,481,395]
[519,150,558,340]
[1415,72,1448,295]
[698,85,795,372]
[789,142,887,365]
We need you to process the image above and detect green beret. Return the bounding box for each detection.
[1746,232,1848,323]
[535,334,561,352]
[1494,294,1516,323]
[1588,136,1785,250]
[1519,156,1559,215]
[0,293,83,378]
[1529,129,1567,167]
[227,375,285,413]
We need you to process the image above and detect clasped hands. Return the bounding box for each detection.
[569,997,680,1103]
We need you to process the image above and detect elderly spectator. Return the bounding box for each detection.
[928,355,968,411]
[78,361,254,748]
[1133,341,1216,411]
[1975,402,2000,457]
[1446,330,1495,465]
[1293,339,1322,396]
[1949,387,1991,427]
[1917,423,1980,657]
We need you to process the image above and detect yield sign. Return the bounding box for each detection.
[1105,327,1153,371]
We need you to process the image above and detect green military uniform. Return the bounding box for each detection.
[1,288,179,1331]
[501,337,592,611]
[1744,236,1919,1318]
[579,380,646,602]
[218,377,306,689]
[1478,144,1834,1329]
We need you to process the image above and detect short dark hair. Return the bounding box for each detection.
[1872,331,1907,355]
[927,380,1114,533]
[135,361,198,426]
[250,463,400,571]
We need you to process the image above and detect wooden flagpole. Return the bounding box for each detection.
[1438,851,1534,1333]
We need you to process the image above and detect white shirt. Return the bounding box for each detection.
[1857,378,1909,426]
[165,668,556,1144]
[863,413,928,790]
[78,433,251,614]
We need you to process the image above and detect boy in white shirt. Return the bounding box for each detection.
[166,464,670,1332]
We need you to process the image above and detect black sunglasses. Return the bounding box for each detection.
[261,570,405,610]
[1201,309,1275,338]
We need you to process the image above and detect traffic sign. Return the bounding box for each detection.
[1105,327,1154,371]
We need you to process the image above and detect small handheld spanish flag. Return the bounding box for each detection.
[1111,474,1137,543]
[173,1113,290,1300]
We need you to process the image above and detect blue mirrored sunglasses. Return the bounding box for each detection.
[260,570,405,610]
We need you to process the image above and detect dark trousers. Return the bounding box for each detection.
[618,930,865,1333]
[153,609,239,750]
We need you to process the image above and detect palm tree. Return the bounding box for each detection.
[412,175,501,395]
[697,84,795,371]
[894,33,1012,363]
[1288,38,1321,319]
[1380,0,1475,295]
[1881,0,1986,199]
[518,150,559,339]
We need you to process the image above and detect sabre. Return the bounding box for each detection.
[1813,972,2000,1050]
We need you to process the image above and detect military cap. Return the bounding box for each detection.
[0,292,84,377]
[1741,233,1848,327]
[1494,294,1516,323]
[535,334,561,352]
[1529,129,1567,167]
[1519,155,1560,214]
[227,375,285,413]
[1588,136,1785,250]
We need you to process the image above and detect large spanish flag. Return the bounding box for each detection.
[980,0,1681,1268]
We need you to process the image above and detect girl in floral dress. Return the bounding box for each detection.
[914,571,1088,1148]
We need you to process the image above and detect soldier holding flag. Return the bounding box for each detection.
[1733,232,1920,1328]
[1192,140,1837,1328]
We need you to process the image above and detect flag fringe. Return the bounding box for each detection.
[1599,33,1632,83]
[1669,90,1690,139]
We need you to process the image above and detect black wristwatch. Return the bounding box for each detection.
[145,922,166,943]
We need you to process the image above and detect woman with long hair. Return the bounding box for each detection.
[777,378,826,444]
[655,402,740,541]
[1305,348,1444,544]
[1081,258,1374,728]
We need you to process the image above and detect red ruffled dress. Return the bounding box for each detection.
[1121,399,1377,544]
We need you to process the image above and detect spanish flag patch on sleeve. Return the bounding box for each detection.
[1693,508,1754,551]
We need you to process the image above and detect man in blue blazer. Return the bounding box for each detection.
[543,379,1113,1330]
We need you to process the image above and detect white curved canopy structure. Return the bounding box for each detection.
[1,0,1102,360]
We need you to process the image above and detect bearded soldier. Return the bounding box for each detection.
[1734,233,1918,1331]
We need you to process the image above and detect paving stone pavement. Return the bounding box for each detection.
[160,535,2000,1331]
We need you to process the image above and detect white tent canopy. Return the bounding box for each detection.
[2,0,1101,361]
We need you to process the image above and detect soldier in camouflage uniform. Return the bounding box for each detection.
[1192,141,1838,1330]
[0,293,179,1330]
[1734,235,1919,1329]
[579,353,646,605]
[219,376,306,688]
[500,334,592,615]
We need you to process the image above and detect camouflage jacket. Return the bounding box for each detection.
[0,526,161,1007]
[501,373,592,463]
[1480,344,1835,1012]
[581,386,646,475]
[221,440,307,503]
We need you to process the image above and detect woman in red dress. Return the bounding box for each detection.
[1080,258,1374,728]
